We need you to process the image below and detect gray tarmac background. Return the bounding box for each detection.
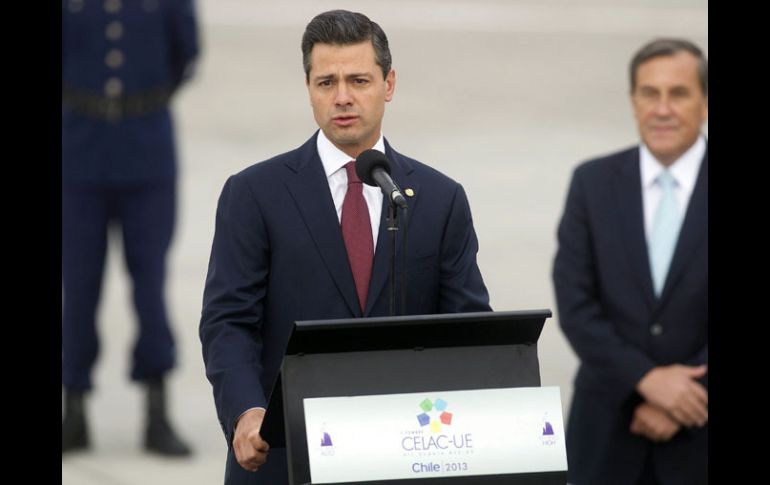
[62,1,707,483]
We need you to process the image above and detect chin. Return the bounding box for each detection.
[332,136,360,148]
[646,137,678,152]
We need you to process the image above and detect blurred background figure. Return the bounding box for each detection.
[553,38,707,485]
[61,0,199,457]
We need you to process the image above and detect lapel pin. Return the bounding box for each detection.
[405,188,415,197]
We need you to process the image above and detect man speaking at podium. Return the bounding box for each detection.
[199,10,491,484]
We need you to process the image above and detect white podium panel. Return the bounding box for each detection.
[303,386,567,484]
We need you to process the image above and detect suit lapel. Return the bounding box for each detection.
[364,141,420,316]
[613,149,657,310]
[658,151,708,306]
[283,133,360,316]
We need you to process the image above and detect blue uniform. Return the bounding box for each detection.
[62,0,199,391]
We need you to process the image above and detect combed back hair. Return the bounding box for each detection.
[629,38,708,96]
[302,10,392,80]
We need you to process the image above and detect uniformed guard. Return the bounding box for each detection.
[62,0,199,457]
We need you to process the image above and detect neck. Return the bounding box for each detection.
[322,130,382,160]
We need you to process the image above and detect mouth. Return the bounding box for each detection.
[332,115,358,127]
[649,125,678,135]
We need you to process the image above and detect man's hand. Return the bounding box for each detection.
[233,408,270,472]
[636,364,708,427]
[630,402,680,442]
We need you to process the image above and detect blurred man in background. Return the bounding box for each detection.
[62,0,199,457]
[553,38,708,485]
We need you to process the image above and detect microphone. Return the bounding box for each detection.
[355,149,407,208]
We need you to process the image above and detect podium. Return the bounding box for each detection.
[261,310,565,485]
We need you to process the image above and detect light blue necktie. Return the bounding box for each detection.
[649,170,682,296]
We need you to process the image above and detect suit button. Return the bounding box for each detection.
[105,49,124,69]
[104,77,123,97]
[650,323,663,336]
[105,21,123,41]
[104,0,122,13]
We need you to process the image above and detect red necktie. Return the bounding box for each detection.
[341,161,374,313]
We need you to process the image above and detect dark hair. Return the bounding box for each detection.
[630,38,707,96]
[301,10,392,80]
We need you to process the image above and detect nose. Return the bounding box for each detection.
[653,96,673,117]
[334,83,353,107]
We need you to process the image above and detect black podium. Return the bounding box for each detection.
[261,309,565,485]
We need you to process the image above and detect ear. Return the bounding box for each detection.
[384,69,396,102]
[629,93,640,122]
[305,76,313,106]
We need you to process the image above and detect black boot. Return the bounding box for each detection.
[144,377,192,457]
[62,390,89,454]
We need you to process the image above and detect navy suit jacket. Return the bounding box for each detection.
[200,132,491,447]
[553,145,708,485]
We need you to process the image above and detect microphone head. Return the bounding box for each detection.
[355,149,391,187]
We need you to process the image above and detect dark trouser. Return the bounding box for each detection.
[62,181,176,391]
[225,447,288,485]
[637,452,661,485]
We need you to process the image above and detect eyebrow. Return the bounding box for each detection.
[312,72,374,82]
[638,84,692,92]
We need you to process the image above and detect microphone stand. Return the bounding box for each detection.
[386,200,398,316]
[386,195,408,317]
[401,205,408,315]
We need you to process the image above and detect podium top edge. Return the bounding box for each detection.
[284,309,552,356]
[295,309,552,330]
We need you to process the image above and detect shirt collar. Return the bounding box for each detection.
[640,135,706,191]
[317,129,386,178]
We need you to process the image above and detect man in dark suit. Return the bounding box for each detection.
[553,38,708,485]
[61,0,199,456]
[199,10,491,485]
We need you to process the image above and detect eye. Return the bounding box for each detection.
[639,87,658,99]
[318,79,332,87]
[354,78,369,85]
[670,87,690,98]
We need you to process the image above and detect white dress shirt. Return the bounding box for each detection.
[317,129,384,250]
[640,135,706,244]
